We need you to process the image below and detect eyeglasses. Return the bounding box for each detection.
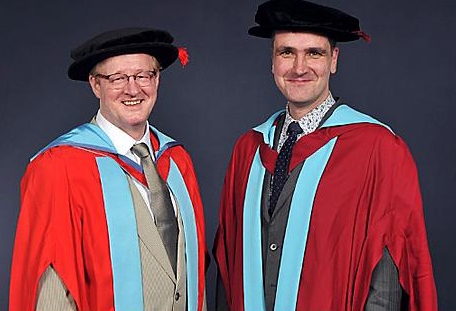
[94,70,159,89]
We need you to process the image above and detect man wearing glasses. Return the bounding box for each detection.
[10,28,207,311]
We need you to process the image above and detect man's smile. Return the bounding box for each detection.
[122,99,143,106]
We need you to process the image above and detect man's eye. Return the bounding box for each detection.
[308,50,325,58]
[279,50,293,56]
[136,74,150,80]
[110,76,126,83]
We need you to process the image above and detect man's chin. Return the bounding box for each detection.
[287,99,316,108]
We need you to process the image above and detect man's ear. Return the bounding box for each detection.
[89,75,101,99]
[155,71,160,89]
[330,47,339,74]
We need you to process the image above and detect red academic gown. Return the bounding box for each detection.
[213,107,437,310]
[10,126,207,311]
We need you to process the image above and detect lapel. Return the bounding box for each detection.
[272,162,304,217]
[175,199,187,290]
[262,162,305,221]
[127,177,176,281]
[259,112,335,220]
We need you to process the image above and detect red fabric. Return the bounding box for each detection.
[213,123,437,311]
[10,136,207,311]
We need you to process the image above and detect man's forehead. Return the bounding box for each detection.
[93,53,158,72]
[272,31,332,46]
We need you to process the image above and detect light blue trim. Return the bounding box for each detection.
[321,105,393,132]
[243,148,267,311]
[31,122,143,171]
[32,123,116,161]
[118,154,142,172]
[242,139,338,310]
[150,125,175,148]
[149,125,180,160]
[32,123,181,164]
[274,138,338,310]
[253,110,284,146]
[96,157,144,311]
[167,159,199,311]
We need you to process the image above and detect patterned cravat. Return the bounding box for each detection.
[131,143,178,274]
[269,121,303,215]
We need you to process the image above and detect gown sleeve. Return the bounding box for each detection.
[10,149,84,311]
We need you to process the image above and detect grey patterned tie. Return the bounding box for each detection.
[131,143,178,274]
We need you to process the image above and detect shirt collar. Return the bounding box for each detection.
[95,110,152,159]
[285,93,335,133]
[277,93,336,151]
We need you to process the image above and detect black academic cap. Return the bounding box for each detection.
[248,0,370,42]
[68,27,179,81]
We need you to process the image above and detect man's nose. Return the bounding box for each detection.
[293,54,308,74]
[125,76,141,95]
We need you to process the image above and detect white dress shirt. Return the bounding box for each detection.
[96,110,177,219]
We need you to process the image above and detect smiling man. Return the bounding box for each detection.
[10,28,207,311]
[213,0,438,310]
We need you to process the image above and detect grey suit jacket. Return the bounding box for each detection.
[129,177,187,311]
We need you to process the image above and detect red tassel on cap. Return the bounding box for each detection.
[178,47,189,67]
[354,30,372,43]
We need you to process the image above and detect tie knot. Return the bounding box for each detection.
[287,121,303,136]
[131,143,150,159]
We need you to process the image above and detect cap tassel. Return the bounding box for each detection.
[178,47,189,67]
[354,30,372,43]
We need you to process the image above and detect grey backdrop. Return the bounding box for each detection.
[1,0,455,309]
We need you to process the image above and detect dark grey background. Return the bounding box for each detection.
[1,0,455,309]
